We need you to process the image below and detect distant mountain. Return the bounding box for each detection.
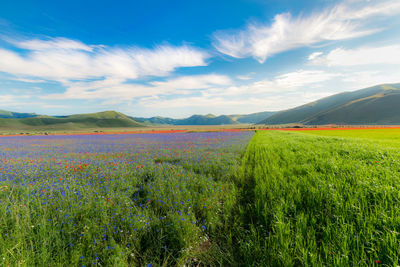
[0,109,275,131]
[176,114,238,125]
[232,111,275,124]
[132,116,177,125]
[133,114,237,125]
[0,109,38,119]
[260,83,400,125]
[133,111,275,125]
[0,111,143,130]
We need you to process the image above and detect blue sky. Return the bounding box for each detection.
[0,0,399,118]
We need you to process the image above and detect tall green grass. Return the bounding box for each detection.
[233,130,400,265]
[302,128,400,143]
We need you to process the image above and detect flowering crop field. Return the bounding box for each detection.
[0,131,253,266]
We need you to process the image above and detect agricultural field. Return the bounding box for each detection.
[240,130,400,265]
[0,131,253,266]
[300,128,400,146]
[1,128,400,266]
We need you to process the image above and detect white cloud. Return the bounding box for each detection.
[275,70,341,88]
[309,45,400,66]
[139,92,333,114]
[308,52,323,61]
[204,70,339,97]
[0,37,209,81]
[213,0,400,63]
[0,94,33,108]
[14,37,94,51]
[108,65,400,116]
[0,95,18,106]
[40,69,338,114]
[140,95,288,113]
[149,74,231,90]
[236,75,252,80]
[10,78,46,83]
[341,70,400,89]
[141,96,239,108]
[42,74,231,100]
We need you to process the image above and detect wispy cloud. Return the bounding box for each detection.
[204,70,340,97]
[309,44,400,66]
[149,74,231,91]
[0,37,209,81]
[0,95,19,106]
[139,92,333,114]
[43,69,338,102]
[137,69,341,115]
[0,94,32,107]
[341,70,400,89]
[138,66,400,115]
[14,37,94,51]
[212,0,400,63]
[275,70,341,88]
[42,74,232,100]
[10,77,46,83]
[236,75,252,81]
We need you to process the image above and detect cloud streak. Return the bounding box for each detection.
[0,37,209,81]
[309,45,400,66]
[43,69,339,102]
[212,0,400,63]
[42,74,232,100]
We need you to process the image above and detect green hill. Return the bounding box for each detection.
[0,109,38,119]
[0,111,143,130]
[260,83,400,125]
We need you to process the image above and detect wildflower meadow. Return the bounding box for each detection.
[0,132,252,266]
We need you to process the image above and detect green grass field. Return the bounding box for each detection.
[302,128,400,140]
[235,130,400,265]
[301,128,400,148]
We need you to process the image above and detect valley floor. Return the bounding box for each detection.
[0,128,399,265]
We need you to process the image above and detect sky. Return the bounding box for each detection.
[0,0,399,118]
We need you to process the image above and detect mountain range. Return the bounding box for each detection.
[1,83,400,130]
[133,111,275,125]
[260,83,400,125]
[0,110,275,130]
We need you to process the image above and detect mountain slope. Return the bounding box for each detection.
[305,88,400,125]
[0,111,143,130]
[0,109,38,119]
[233,111,275,123]
[175,115,238,125]
[260,83,400,125]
